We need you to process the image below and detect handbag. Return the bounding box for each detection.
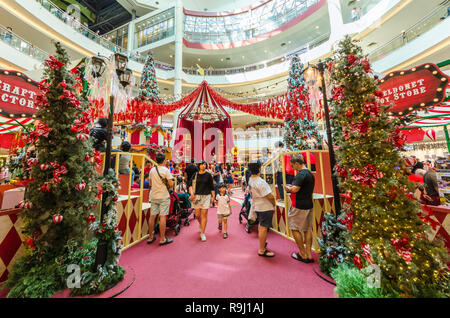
[155,166,170,192]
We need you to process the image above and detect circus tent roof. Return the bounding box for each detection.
[178,81,230,122]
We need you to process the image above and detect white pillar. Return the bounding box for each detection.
[327,0,345,44]
[127,9,136,54]
[171,0,184,148]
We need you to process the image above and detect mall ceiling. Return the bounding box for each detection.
[76,0,131,34]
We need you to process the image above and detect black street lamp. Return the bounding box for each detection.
[91,53,131,268]
[301,60,341,215]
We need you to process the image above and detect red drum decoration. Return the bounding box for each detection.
[425,129,436,141]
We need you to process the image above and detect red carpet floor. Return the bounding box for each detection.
[116,189,336,298]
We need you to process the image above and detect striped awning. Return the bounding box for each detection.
[403,96,450,129]
[0,114,34,134]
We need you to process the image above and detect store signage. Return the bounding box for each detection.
[377,63,449,117]
[0,69,40,117]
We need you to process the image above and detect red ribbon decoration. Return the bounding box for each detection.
[390,233,412,263]
[349,164,385,188]
[353,255,363,269]
[45,56,65,69]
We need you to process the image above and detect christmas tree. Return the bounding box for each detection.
[4,43,123,297]
[328,36,449,297]
[284,55,321,150]
[138,51,161,103]
[317,211,353,276]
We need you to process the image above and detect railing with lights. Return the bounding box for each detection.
[368,1,450,63]
[0,24,48,62]
[183,0,321,45]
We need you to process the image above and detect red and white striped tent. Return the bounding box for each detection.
[0,114,34,150]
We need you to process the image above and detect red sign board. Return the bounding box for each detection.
[378,63,449,116]
[0,69,41,117]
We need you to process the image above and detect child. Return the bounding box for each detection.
[131,175,140,189]
[176,176,187,193]
[215,184,232,239]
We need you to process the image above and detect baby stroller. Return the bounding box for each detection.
[239,193,258,233]
[176,192,194,226]
[154,191,182,236]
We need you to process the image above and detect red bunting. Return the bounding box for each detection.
[109,82,307,123]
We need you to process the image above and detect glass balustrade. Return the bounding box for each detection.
[340,0,383,24]
[182,32,330,76]
[0,25,48,62]
[35,0,123,53]
[184,0,321,44]
[368,3,449,63]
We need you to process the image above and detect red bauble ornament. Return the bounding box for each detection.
[76,181,87,191]
[40,164,49,171]
[52,214,63,223]
[86,213,96,223]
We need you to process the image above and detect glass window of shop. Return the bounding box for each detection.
[183,0,319,44]
[135,8,175,49]
[104,25,129,51]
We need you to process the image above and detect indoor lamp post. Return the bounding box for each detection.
[302,60,341,214]
[91,53,132,267]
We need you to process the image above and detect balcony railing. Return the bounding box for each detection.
[368,1,450,63]
[0,24,48,62]
[35,0,125,53]
[182,32,330,76]
[183,0,321,44]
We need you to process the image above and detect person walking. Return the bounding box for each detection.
[248,161,276,257]
[189,160,215,242]
[147,152,174,245]
[184,158,199,184]
[284,156,315,263]
[215,184,232,239]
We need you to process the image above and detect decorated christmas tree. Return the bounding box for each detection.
[138,51,161,103]
[317,211,353,276]
[284,55,321,150]
[4,43,123,297]
[328,36,449,297]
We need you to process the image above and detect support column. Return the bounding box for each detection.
[327,0,345,44]
[127,9,136,54]
[444,126,450,154]
[171,0,183,149]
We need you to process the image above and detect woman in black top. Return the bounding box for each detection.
[189,160,215,242]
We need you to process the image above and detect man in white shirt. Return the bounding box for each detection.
[248,161,276,257]
[147,153,174,246]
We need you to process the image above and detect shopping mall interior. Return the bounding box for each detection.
[0,0,449,301]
